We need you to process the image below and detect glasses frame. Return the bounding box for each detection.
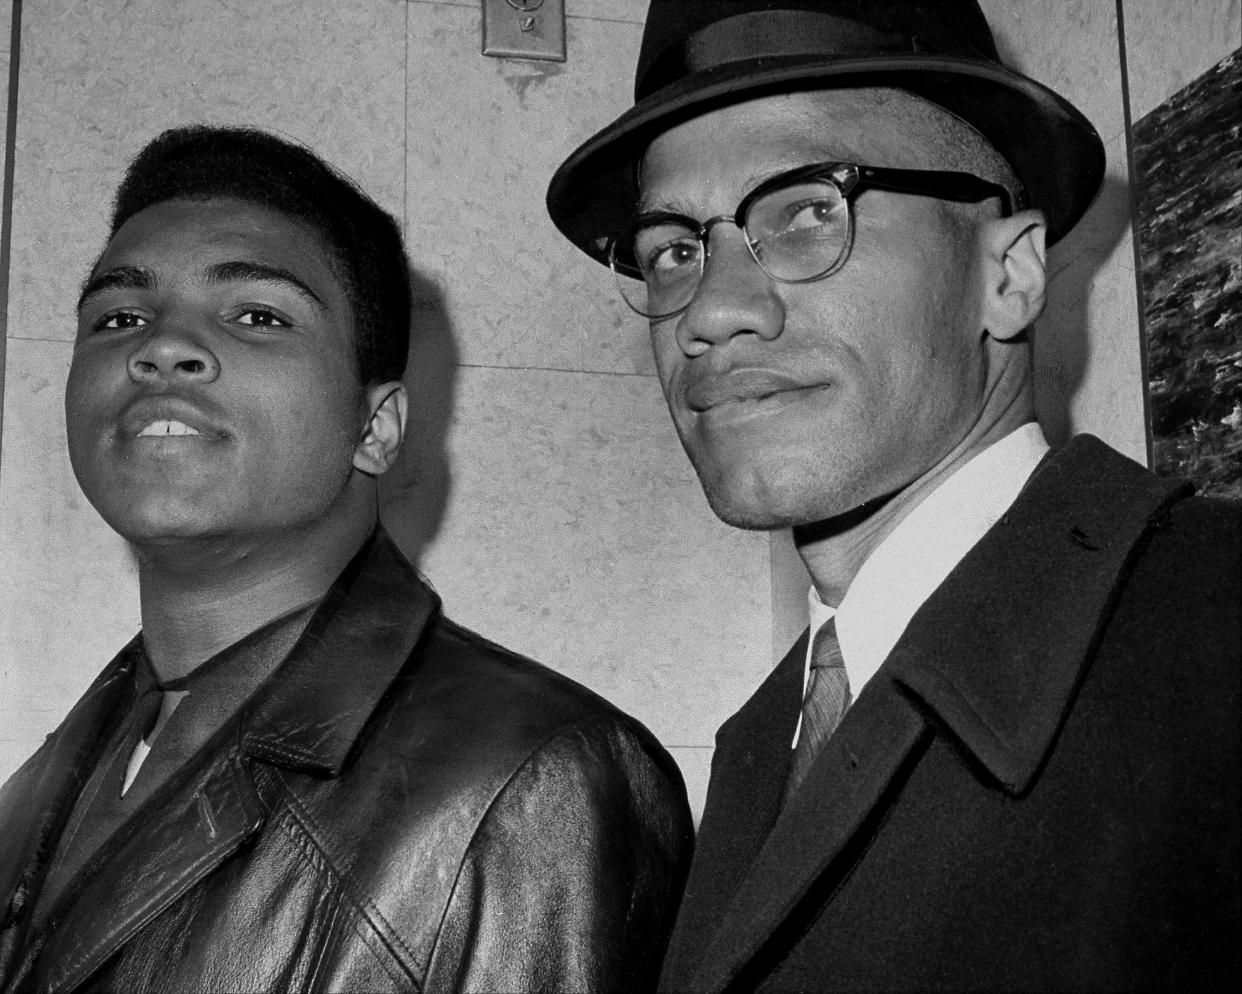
[608,161,1016,319]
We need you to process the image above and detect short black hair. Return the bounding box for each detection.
[109,125,411,385]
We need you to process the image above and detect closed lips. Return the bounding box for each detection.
[684,370,821,411]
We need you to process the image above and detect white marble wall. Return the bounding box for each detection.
[977,0,1143,462]
[0,0,772,819]
[1,2,1235,821]
[1123,0,1241,122]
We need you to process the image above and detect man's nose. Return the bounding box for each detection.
[671,227,784,356]
[127,320,220,384]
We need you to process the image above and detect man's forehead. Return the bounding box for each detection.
[638,87,955,207]
[101,197,331,265]
[84,197,342,304]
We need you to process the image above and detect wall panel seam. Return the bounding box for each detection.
[0,0,24,488]
[1115,0,1154,468]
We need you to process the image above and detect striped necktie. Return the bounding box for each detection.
[784,617,852,802]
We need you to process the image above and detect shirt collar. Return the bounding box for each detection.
[807,423,1050,700]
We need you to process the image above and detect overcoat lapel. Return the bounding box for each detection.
[672,436,1190,993]
[0,648,136,984]
[687,682,928,993]
[7,529,437,994]
[660,635,804,985]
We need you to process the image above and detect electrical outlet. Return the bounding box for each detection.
[482,0,566,63]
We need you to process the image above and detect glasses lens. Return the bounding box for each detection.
[611,220,703,317]
[745,180,849,282]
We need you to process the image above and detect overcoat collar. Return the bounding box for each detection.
[3,528,437,994]
[886,435,1188,795]
[669,436,1191,994]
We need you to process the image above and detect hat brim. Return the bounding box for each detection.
[547,53,1105,261]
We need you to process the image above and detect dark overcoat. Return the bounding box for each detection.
[660,435,1240,993]
[0,530,694,993]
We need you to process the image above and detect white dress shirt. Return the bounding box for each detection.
[794,423,1050,746]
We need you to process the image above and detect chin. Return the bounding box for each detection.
[696,467,825,531]
[703,495,795,531]
[692,446,882,532]
[91,497,222,547]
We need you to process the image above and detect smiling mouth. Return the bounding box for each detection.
[690,381,827,414]
[137,419,202,438]
[683,367,831,413]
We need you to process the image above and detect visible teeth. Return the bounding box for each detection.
[138,420,201,437]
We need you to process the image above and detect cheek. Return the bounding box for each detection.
[845,260,982,415]
[64,355,109,456]
[650,327,683,405]
[269,372,366,467]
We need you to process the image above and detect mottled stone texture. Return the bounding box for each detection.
[978,0,1145,462]
[1123,1,1242,501]
[0,0,11,433]
[1123,0,1242,122]
[0,0,771,817]
[0,0,408,783]
[0,2,1229,820]
[1134,51,1241,498]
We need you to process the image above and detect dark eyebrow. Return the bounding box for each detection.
[75,260,326,313]
[205,261,325,310]
[639,161,840,216]
[77,265,156,312]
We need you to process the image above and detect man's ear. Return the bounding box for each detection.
[353,381,407,476]
[980,209,1047,343]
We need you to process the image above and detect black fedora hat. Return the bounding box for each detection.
[547,0,1105,263]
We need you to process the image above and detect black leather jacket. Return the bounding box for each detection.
[0,531,694,992]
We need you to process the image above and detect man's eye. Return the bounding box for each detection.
[783,198,842,232]
[648,240,700,273]
[95,311,148,332]
[634,234,701,277]
[236,308,290,328]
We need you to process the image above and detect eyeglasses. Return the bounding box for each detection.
[607,161,1014,319]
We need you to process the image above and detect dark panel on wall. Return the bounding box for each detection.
[1133,49,1241,498]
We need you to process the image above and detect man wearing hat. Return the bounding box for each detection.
[548,1,1240,990]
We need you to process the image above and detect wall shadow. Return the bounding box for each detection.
[1034,173,1132,446]
[378,267,458,569]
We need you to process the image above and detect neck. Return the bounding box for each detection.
[135,506,376,683]
[796,398,1035,608]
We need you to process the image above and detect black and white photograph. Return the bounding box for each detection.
[0,2,1237,990]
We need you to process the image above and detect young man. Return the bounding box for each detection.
[547,1,1239,990]
[0,126,692,993]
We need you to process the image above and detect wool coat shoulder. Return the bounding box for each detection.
[659,435,1240,993]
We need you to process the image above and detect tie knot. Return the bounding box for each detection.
[809,616,844,672]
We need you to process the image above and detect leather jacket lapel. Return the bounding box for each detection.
[243,528,436,776]
[20,749,265,994]
[7,529,437,994]
[0,648,136,985]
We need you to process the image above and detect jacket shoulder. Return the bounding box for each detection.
[423,614,634,732]
[254,611,690,986]
[269,608,685,862]
[1119,489,1241,633]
